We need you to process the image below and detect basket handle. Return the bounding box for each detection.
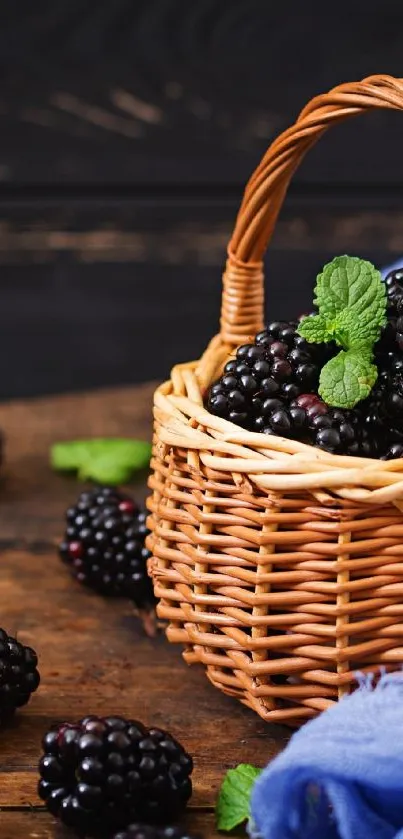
[220,74,403,345]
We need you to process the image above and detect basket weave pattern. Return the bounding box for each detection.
[147,76,403,724]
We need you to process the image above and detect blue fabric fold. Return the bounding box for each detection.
[382,259,403,279]
[249,673,403,839]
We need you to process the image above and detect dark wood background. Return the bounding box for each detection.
[1,0,403,399]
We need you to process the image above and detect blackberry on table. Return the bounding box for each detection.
[112,825,201,839]
[39,715,193,837]
[0,628,40,723]
[59,487,155,610]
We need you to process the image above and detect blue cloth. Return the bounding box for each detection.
[249,673,403,839]
[382,259,403,280]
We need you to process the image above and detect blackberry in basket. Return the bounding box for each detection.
[207,320,334,431]
[385,267,403,318]
[206,265,403,459]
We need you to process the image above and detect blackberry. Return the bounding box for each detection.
[0,628,40,723]
[207,320,334,431]
[112,825,201,839]
[59,487,155,610]
[383,443,403,459]
[385,267,403,317]
[38,716,193,837]
[226,388,358,454]
[375,268,403,354]
[207,293,403,459]
[289,395,358,454]
[352,348,403,458]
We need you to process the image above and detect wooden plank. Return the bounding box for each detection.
[0,385,156,541]
[1,1,403,186]
[0,810,70,839]
[0,198,401,400]
[0,384,288,839]
[0,809,221,838]
[0,548,286,809]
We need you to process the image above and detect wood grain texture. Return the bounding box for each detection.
[0,384,156,541]
[0,197,400,400]
[0,384,288,837]
[0,1,403,186]
[0,810,220,839]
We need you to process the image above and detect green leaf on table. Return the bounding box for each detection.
[216,763,262,832]
[319,348,378,409]
[50,438,152,485]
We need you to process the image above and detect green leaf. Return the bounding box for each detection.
[319,348,378,409]
[298,313,329,344]
[313,255,386,328]
[216,763,262,832]
[333,306,386,348]
[297,255,386,407]
[51,438,152,485]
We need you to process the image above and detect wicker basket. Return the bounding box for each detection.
[146,75,403,726]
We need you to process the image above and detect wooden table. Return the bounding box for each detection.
[0,383,288,838]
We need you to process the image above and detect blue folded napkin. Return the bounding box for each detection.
[249,672,403,839]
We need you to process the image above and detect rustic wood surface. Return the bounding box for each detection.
[0,383,289,838]
[0,197,400,401]
[1,1,403,187]
[2,3,403,405]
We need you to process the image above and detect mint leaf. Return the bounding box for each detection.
[216,764,262,832]
[334,306,385,348]
[297,255,386,407]
[319,349,378,408]
[78,454,139,485]
[313,255,386,330]
[51,439,152,485]
[298,314,329,344]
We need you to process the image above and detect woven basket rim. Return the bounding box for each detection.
[154,353,403,505]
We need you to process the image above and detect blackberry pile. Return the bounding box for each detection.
[208,320,334,431]
[386,267,403,317]
[0,629,40,723]
[59,487,155,609]
[206,269,403,459]
[113,826,200,839]
[367,268,403,458]
[39,715,193,836]
[358,352,403,460]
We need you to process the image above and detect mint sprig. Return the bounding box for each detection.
[51,438,152,485]
[319,348,378,409]
[216,763,262,832]
[298,255,387,408]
